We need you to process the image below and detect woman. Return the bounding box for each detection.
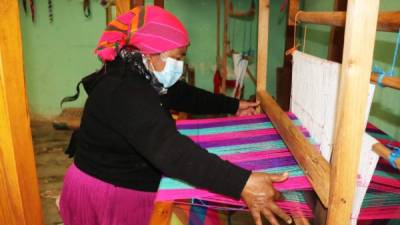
[59,6,292,225]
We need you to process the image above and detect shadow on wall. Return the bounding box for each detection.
[374,38,400,67]
[370,101,400,140]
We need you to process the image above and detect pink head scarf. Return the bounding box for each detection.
[95,6,190,62]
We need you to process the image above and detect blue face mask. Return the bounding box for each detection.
[152,57,184,88]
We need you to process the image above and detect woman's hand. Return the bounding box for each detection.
[236,101,260,116]
[241,172,292,225]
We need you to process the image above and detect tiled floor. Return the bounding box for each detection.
[31,120,73,225]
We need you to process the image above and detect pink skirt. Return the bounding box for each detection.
[59,164,156,225]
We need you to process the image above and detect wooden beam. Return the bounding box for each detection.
[256,0,270,93]
[257,91,330,207]
[293,11,400,32]
[327,0,380,224]
[0,1,43,225]
[373,143,400,169]
[370,73,400,90]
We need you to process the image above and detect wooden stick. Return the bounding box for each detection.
[293,11,400,32]
[327,0,380,224]
[220,0,230,94]
[216,0,221,62]
[373,143,400,169]
[256,0,269,93]
[0,1,43,224]
[370,73,400,90]
[257,90,330,207]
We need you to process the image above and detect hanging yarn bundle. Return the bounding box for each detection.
[22,0,28,14]
[83,0,91,17]
[30,0,35,22]
[48,0,53,23]
[21,0,36,22]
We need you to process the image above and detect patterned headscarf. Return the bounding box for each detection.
[95,6,190,62]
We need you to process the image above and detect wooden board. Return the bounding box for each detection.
[0,1,43,224]
[257,90,330,207]
[327,0,380,224]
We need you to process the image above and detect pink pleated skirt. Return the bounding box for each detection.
[59,163,156,225]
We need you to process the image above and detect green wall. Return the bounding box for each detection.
[20,1,104,118]
[20,0,287,118]
[302,0,400,140]
[20,1,399,140]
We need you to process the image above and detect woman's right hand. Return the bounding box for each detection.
[241,172,292,225]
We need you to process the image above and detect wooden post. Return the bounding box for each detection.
[327,0,380,224]
[0,1,43,225]
[220,0,230,94]
[327,0,347,62]
[277,0,300,110]
[256,0,270,94]
[216,0,221,65]
[258,91,330,206]
[288,0,300,26]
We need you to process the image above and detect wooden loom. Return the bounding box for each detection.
[215,0,257,96]
[0,1,399,225]
[256,0,400,224]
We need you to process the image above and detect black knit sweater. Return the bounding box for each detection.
[70,58,251,200]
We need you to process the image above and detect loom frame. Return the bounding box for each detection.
[256,0,399,224]
[0,1,44,225]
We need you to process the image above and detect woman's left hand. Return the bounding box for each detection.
[236,100,260,116]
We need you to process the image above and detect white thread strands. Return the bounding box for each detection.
[291,51,379,223]
[291,51,376,161]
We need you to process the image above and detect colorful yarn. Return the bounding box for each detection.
[388,147,400,169]
[156,114,400,222]
[157,113,313,218]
